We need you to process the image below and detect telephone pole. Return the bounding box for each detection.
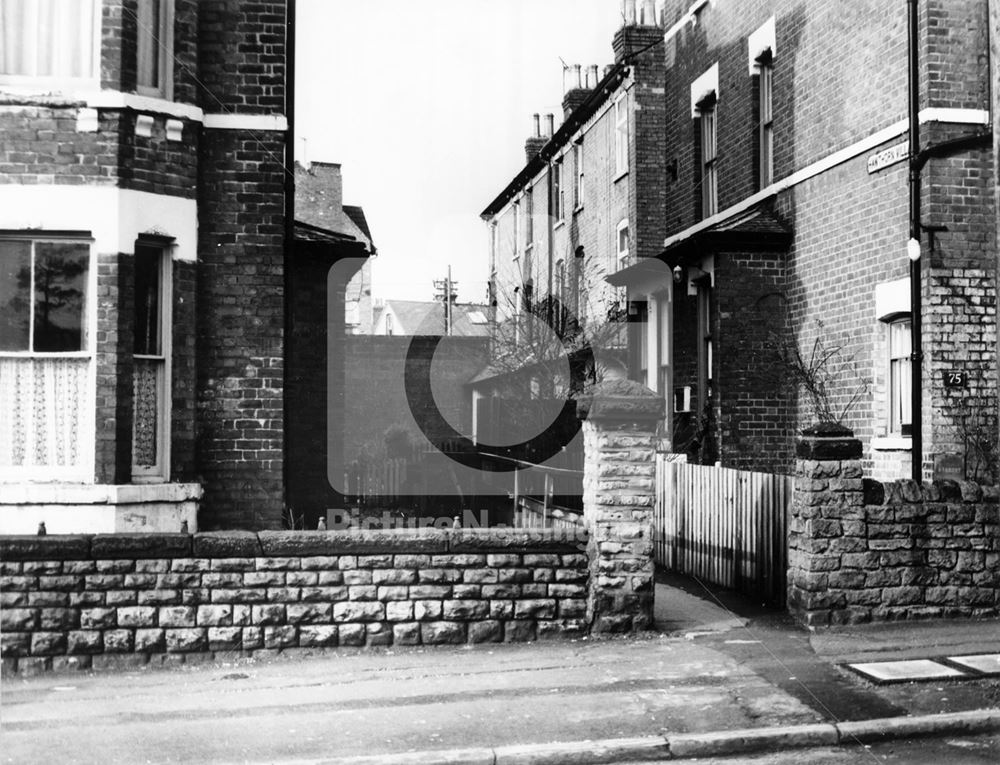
[433,267,459,336]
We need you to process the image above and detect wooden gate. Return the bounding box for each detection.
[654,457,791,605]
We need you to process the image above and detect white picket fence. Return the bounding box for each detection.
[654,456,792,605]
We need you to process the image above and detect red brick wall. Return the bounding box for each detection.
[192,0,288,528]
[195,0,287,113]
[661,0,995,477]
[0,108,120,186]
[195,130,287,530]
[94,253,135,485]
[171,260,198,483]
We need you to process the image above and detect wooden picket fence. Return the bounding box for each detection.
[345,457,411,504]
[654,456,792,606]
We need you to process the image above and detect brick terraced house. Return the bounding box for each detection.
[485,0,997,483]
[0,1,371,532]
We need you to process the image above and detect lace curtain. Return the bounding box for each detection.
[0,0,97,80]
[0,357,89,469]
[132,358,160,468]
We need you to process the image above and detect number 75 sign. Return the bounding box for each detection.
[943,371,967,389]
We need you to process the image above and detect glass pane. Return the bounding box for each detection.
[136,0,161,89]
[891,357,912,432]
[132,357,160,467]
[0,240,31,350]
[32,242,88,352]
[134,245,161,355]
[889,320,911,358]
[0,0,95,78]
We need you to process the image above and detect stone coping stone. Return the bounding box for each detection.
[450,528,587,553]
[0,534,92,561]
[575,379,665,423]
[258,529,449,556]
[0,528,591,561]
[192,531,262,558]
[91,533,192,559]
[796,435,863,461]
[863,479,998,506]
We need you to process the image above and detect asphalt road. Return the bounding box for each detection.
[665,733,1000,764]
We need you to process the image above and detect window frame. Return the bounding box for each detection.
[0,233,96,482]
[135,0,175,100]
[552,159,564,223]
[131,241,172,481]
[614,94,629,177]
[573,140,584,210]
[756,49,774,189]
[697,94,718,219]
[0,0,102,90]
[525,187,534,246]
[616,219,630,264]
[887,316,912,437]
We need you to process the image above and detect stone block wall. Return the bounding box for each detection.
[0,529,589,675]
[788,427,999,626]
[578,379,663,633]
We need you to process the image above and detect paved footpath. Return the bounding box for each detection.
[1,579,997,764]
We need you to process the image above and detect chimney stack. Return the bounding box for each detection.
[524,113,547,163]
[614,0,663,62]
[562,63,593,118]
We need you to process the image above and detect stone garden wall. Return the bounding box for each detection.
[788,428,1000,626]
[0,528,588,674]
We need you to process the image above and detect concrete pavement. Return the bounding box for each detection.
[1,578,998,764]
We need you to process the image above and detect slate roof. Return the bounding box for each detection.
[377,300,491,337]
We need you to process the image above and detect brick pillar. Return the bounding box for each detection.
[788,424,864,627]
[577,379,663,632]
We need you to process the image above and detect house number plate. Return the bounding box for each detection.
[943,371,967,389]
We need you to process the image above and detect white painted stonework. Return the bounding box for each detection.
[0,185,198,260]
[0,483,202,534]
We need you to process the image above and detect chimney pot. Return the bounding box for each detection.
[573,63,582,90]
[533,113,540,138]
[641,0,656,25]
[545,113,555,136]
[589,64,599,87]
[622,0,637,26]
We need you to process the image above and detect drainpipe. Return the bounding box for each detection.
[991,0,1000,467]
[283,0,297,516]
[907,0,923,483]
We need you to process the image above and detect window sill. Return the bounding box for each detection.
[553,219,566,231]
[872,436,912,451]
[613,169,629,184]
[574,205,584,215]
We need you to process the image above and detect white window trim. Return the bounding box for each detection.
[747,16,776,74]
[616,219,630,262]
[614,95,629,176]
[0,0,102,91]
[885,315,913,439]
[690,62,719,117]
[136,0,175,100]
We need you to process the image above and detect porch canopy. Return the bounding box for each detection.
[607,205,792,289]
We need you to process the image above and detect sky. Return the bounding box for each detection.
[295,0,623,304]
